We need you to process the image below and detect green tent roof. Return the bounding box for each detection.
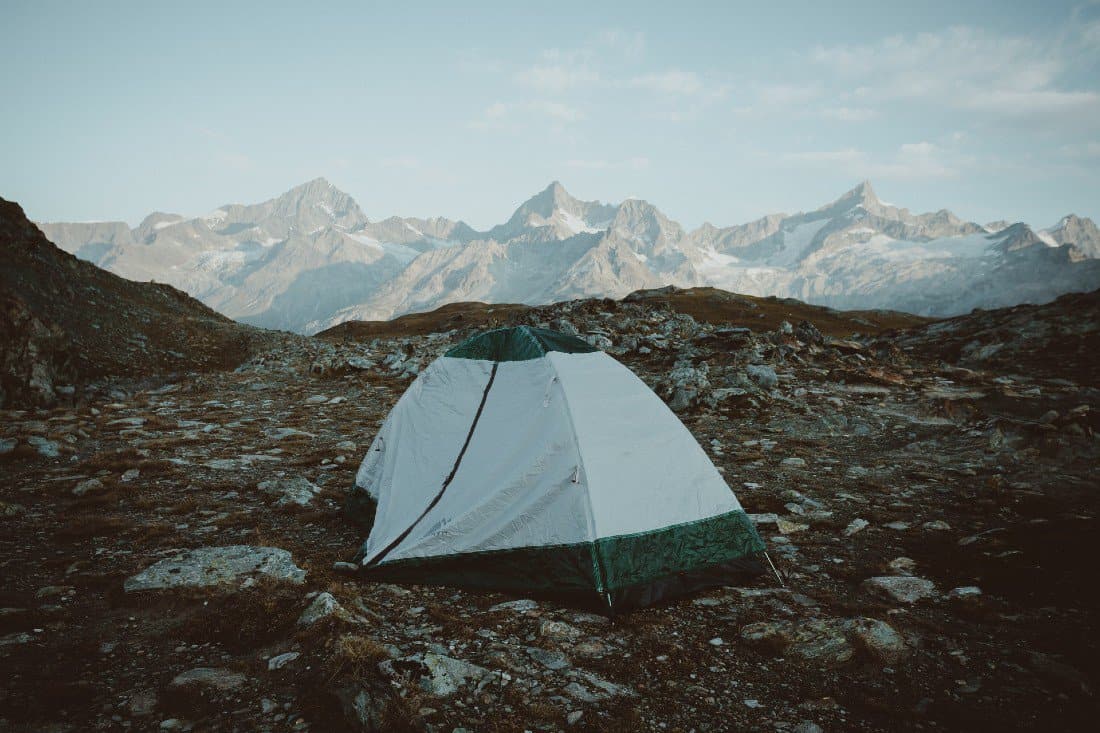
[445,326,599,362]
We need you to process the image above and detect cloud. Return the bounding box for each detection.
[514,64,599,93]
[779,142,960,180]
[808,26,1099,124]
[566,159,609,169]
[469,100,585,131]
[529,100,586,122]
[565,157,650,171]
[217,151,253,172]
[757,83,822,105]
[821,106,876,122]
[596,29,646,59]
[628,70,705,95]
[780,149,864,164]
[380,156,420,170]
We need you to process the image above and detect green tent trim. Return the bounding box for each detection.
[445,325,598,362]
[362,509,764,611]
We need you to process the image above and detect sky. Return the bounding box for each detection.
[2,0,1099,231]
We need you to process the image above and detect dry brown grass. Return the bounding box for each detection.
[164,496,203,515]
[53,515,134,543]
[176,578,302,652]
[327,633,392,683]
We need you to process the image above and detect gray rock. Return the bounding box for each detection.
[741,619,853,667]
[562,671,634,703]
[297,592,364,627]
[746,364,778,389]
[527,646,571,670]
[345,356,374,370]
[265,427,315,441]
[268,651,301,670]
[486,599,538,613]
[539,619,582,642]
[844,518,869,536]
[887,557,916,575]
[128,690,157,716]
[0,438,15,455]
[793,722,824,733]
[380,653,490,697]
[1,501,27,518]
[258,477,321,508]
[947,586,982,600]
[862,575,937,603]
[124,546,306,592]
[0,631,34,647]
[28,436,60,458]
[781,457,806,467]
[120,468,141,483]
[72,478,104,496]
[170,667,247,691]
[849,617,909,664]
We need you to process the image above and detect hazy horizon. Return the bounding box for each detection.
[3,0,1099,230]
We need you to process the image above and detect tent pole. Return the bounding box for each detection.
[763,550,787,589]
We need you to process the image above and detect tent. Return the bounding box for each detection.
[349,325,764,613]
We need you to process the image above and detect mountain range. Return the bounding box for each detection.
[37,178,1100,334]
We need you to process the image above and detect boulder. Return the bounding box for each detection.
[379,653,491,697]
[862,575,937,604]
[849,617,909,664]
[258,477,321,508]
[297,592,366,627]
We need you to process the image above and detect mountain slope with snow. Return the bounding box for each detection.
[38,179,1100,333]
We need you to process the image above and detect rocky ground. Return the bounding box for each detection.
[1,291,1098,732]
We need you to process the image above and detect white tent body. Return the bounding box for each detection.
[352,327,763,612]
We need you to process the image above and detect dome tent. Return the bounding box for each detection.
[349,325,764,613]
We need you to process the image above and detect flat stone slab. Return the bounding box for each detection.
[170,667,248,691]
[862,575,937,603]
[124,545,306,592]
[379,653,491,697]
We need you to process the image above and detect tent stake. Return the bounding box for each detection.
[764,550,787,589]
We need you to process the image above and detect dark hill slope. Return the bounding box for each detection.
[0,197,266,407]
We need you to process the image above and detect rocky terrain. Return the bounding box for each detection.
[38,178,1100,334]
[2,258,1097,731]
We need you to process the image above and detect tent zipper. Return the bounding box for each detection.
[362,361,499,568]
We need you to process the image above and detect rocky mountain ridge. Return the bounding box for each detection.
[36,179,1100,334]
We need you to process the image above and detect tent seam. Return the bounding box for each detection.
[547,352,607,599]
[362,361,500,567]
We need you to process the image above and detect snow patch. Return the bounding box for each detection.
[770,219,828,268]
[1035,230,1058,247]
[556,209,605,235]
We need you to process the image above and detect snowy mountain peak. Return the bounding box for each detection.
[1045,213,1100,258]
[265,178,367,231]
[490,181,617,240]
[823,180,880,213]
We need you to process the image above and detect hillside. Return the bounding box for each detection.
[318,286,930,342]
[0,197,272,407]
